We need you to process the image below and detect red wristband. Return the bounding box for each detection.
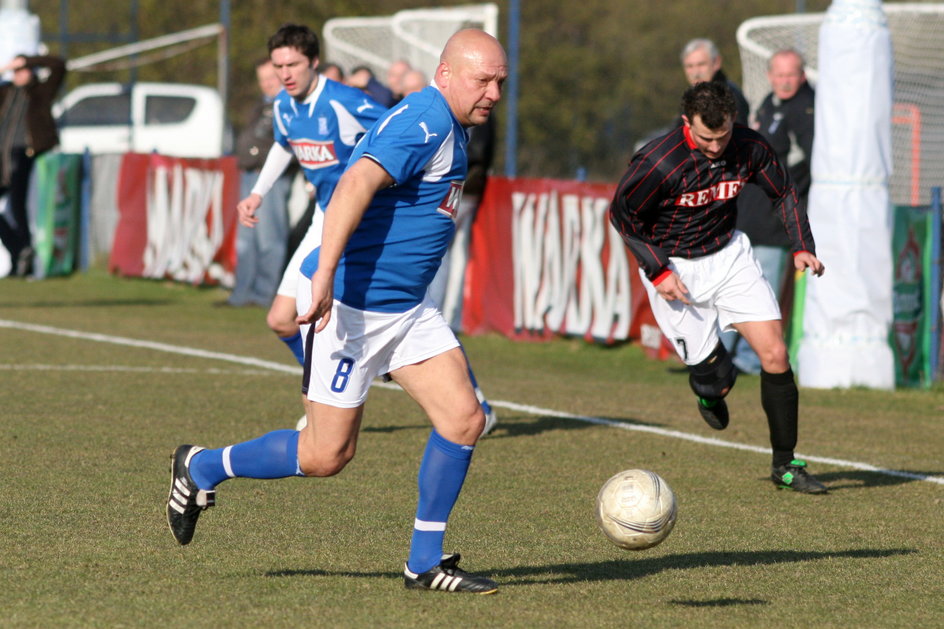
[652,268,672,286]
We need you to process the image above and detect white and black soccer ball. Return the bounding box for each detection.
[595,469,677,551]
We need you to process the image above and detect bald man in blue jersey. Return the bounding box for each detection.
[237,24,496,436]
[168,28,508,595]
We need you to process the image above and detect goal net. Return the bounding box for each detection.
[737,4,944,207]
[323,3,498,84]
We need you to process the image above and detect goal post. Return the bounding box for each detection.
[737,4,944,207]
[322,3,498,83]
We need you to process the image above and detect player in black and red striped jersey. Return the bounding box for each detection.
[610,81,828,494]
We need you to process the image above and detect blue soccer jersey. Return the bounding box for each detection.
[273,78,385,211]
[302,85,469,313]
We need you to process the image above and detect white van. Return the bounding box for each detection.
[54,82,230,158]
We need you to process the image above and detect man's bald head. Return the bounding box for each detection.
[435,29,507,127]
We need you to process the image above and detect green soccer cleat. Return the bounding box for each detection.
[697,397,729,430]
[771,459,828,494]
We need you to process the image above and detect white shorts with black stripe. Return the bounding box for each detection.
[642,230,781,365]
[297,277,459,408]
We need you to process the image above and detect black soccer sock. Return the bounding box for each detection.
[761,368,799,468]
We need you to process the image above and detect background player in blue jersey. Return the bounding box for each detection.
[236,24,383,369]
[168,28,508,594]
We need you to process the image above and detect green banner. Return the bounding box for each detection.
[787,270,807,367]
[891,205,937,388]
[32,152,83,278]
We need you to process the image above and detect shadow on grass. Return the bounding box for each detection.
[485,414,658,439]
[361,414,653,437]
[489,548,915,586]
[810,469,944,490]
[670,598,768,607]
[361,423,428,434]
[265,547,914,585]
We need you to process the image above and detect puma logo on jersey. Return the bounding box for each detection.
[356,100,374,113]
[674,180,743,207]
[419,121,438,143]
[437,181,464,218]
[289,138,339,169]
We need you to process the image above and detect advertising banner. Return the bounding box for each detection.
[891,203,940,388]
[462,177,668,355]
[31,151,83,278]
[109,153,238,285]
[788,271,807,366]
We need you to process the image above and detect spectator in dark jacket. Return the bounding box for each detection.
[346,65,395,107]
[0,53,66,277]
[726,49,815,374]
[228,57,293,306]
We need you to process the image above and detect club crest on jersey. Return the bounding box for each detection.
[437,181,464,219]
[318,116,328,135]
[289,138,339,169]
[675,180,743,207]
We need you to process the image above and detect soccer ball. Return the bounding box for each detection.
[595,469,677,551]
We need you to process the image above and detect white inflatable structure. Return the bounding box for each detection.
[798,0,895,389]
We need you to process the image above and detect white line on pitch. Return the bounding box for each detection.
[0,364,277,375]
[3,317,942,487]
[487,399,944,486]
[0,318,300,374]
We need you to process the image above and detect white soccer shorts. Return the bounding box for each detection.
[277,205,325,297]
[296,280,459,408]
[641,231,781,365]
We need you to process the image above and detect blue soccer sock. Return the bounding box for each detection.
[406,430,474,574]
[189,429,303,490]
[280,331,305,366]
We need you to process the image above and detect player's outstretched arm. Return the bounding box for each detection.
[238,144,295,228]
[794,251,825,277]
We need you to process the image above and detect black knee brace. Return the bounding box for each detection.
[688,342,737,401]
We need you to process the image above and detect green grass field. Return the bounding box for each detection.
[2,270,943,628]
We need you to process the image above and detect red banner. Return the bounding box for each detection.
[110,153,239,285]
[463,176,673,357]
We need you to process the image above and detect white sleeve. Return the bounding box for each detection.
[250,143,294,197]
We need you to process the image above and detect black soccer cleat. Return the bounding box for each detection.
[166,445,216,545]
[404,554,498,594]
[697,397,729,430]
[771,459,828,494]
